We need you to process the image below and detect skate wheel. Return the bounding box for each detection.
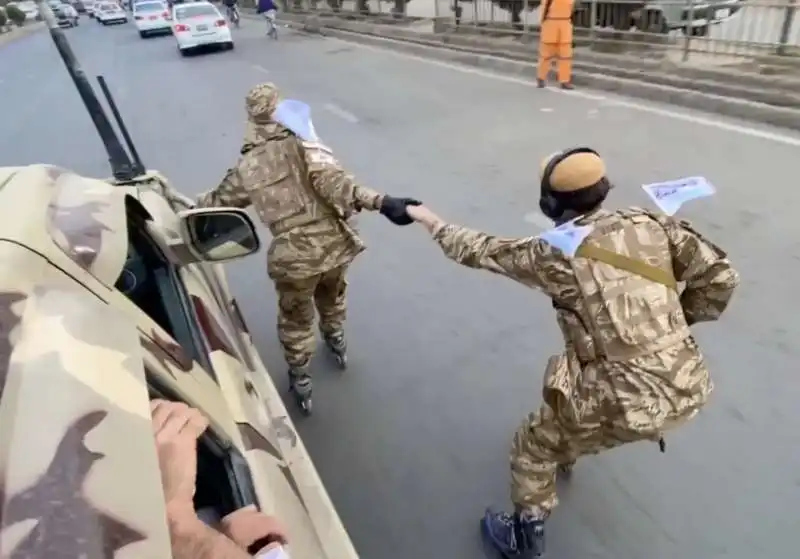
[335,354,347,370]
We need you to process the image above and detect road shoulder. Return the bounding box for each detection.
[0,22,44,48]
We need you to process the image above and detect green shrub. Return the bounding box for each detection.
[0,9,7,27]
[5,4,24,25]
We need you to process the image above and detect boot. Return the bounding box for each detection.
[481,509,545,558]
[323,330,347,369]
[537,79,546,88]
[288,363,313,416]
[559,82,574,90]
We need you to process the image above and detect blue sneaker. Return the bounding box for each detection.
[481,508,545,558]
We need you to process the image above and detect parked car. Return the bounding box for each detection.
[133,0,172,36]
[84,0,96,16]
[55,2,80,26]
[45,0,64,14]
[95,1,128,23]
[72,0,87,14]
[572,0,744,36]
[172,1,233,56]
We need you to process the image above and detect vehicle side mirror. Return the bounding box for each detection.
[178,208,261,263]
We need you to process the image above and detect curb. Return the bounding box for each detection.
[0,22,44,47]
[277,12,800,90]
[274,14,800,131]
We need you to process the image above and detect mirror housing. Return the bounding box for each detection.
[178,207,261,263]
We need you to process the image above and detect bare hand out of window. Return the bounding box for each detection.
[221,505,290,550]
[150,399,209,520]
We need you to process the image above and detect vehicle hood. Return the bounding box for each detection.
[0,271,172,558]
[0,165,131,290]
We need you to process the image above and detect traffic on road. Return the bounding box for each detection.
[1,7,799,559]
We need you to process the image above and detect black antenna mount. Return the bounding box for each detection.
[36,0,145,182]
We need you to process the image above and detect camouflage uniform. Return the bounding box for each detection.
[194,83,384,374]
[430,206,738,555]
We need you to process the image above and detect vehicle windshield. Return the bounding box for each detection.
[135,2,163,11]
[175,4,216,19]
[99,4,115,10]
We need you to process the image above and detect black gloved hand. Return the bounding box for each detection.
[379,196,422,226]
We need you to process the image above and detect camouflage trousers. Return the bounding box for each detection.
[509,354,701,517]
[274,265,348,371]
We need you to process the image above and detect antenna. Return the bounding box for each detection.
[35,0,138,182]
[97,76,146,176]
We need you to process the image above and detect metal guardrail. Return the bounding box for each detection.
[253,0,800,66]
[443,0,800,62]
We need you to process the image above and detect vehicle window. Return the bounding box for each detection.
[146,378,259,523]
[116,210,217,380]
[175,4,216,19]
[135,2,163,11]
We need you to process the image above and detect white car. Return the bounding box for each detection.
[95,1,127,23]
[172,1,233,56]
[84,0,96,16]
[133,0,171,37]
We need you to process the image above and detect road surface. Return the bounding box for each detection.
[2,18,800,559]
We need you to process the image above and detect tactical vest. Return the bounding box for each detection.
[556,210,690,363]
[239,138,339,236]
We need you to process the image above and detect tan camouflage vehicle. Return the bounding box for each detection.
[0,4,358,558]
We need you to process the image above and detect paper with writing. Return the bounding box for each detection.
[642,176,716,216]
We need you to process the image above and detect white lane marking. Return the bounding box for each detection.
[250,63,270,75]
[319,32,800,147]
[324,102,359,123]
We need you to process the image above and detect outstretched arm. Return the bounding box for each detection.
[303,141,384,213]
[408,205,547,290]
[195,166,252,209]
[169,512,256,559]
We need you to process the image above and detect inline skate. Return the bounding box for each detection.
[288,366,313,415]
[323,331,347,369]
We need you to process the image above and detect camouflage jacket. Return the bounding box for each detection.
[433,207,739,364]
[196,123,384,281]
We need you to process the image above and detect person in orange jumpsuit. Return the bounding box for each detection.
[537,0,575,90]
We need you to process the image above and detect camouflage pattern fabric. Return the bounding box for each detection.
[275,265,348,370]
[195,82,384,283]
[194,83,386,367]
[431,207,740,517]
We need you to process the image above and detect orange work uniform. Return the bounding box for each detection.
[538,0,575,85]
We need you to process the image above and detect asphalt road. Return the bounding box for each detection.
[3,17,800,559]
